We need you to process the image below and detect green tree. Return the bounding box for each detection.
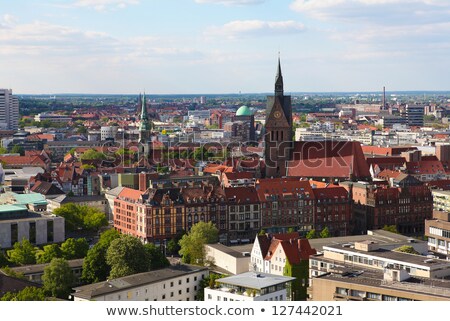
[394,245,420,255]
[53,204,107,232]
[81,229,120,283]
[10,145,25,156]
[1,266,25,279]
[0,146,8,154]
[42,258,74,299]
[53,203,83,232]
[382,225,399,234]
[258,229,266,236]
[179,221,218,265]
[0,247,10,267]
[98,229,121,246]
[82,207,108,231]
[166,230,186,256]
[144,243,170,270]
[193,146,213,161]
[320,227,331,238]
[60,238,89,260]
[7,239,37,265]
[196,273,225,300]
[305,229,317,240]
[106,235,150,279]
[1,286,46,301]
[81,148,106,160]
[35,244,62,264]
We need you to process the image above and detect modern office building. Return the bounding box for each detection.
[204,271,295,301]
[0,89,19,130]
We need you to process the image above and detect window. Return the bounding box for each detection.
[179,290,182,295]
[171,282,174,287]
[170,292,174,297]
[162,294,166,299]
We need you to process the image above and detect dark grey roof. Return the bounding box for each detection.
[10,259,84,275]
[0,274,42,298]
[72,265,208,300]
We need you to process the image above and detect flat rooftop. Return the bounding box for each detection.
[324,244,450,269]
[206,243,251,259]
[309,229,425,252]
[217,272,295,289]
[316,265,450,299]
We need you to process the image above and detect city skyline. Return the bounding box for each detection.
[1,0,450,94]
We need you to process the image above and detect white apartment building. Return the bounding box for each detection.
[204,271,295,301]
[72,265,209,301]
[0,89,19,130]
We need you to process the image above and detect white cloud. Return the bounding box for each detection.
[205,20,306,39]
[290,0,450,23]
[195,0,265,5]
[72,0,140,11]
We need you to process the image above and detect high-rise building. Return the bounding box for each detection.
[0,89,19,130]
[405,104,424,127]
[264,58,292,178]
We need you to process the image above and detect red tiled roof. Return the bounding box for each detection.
[0,155,47,166]
[312,186,349,200]
[118,187,143,202]
[256,178,314,202]
[224,186,259,203]
[288,141,371,179]
[223,172,254,180]
[406,159,445,175]
[376,169,402,180]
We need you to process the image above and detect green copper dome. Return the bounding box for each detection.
[236,105,253,116]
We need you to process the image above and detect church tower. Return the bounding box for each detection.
[264,57,293,178]
[138,93,152,157]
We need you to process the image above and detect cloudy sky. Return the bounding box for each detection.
[1,0,450,94]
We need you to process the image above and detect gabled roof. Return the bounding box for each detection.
[224,186,259,204]
[287,141,371,179]
[31,181,65,196]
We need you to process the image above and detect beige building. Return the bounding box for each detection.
[425,211,450,258]
[72,265,208,301]
[205,243,251,275]
[317,241,450,279]
[309,266,450,301]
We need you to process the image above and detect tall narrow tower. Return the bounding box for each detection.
[264,57,293,178]
[138,93,152,159]
[139,93,151,144]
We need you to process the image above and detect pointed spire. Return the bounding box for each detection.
[141,92,148,121]
[275,54,284,96]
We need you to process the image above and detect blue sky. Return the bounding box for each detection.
[1,0,450,94]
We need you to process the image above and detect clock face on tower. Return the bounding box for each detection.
[274,111,282,119]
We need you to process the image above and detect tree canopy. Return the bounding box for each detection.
[60,238,89,260]
[53,204,107,232]
[106,235,150,279]
[305,229,317,240]
[35,244,62,264]
[42,258,74,299]
[7,239,37,265]
[382,225,399,234]
[178,221,218,265]
[0,286,46,301]
[394,245,420,255]
[82,229,120,283]
[320,227,331,238]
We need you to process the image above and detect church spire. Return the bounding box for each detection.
[275,54,284,97]
[140,92,148,121]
